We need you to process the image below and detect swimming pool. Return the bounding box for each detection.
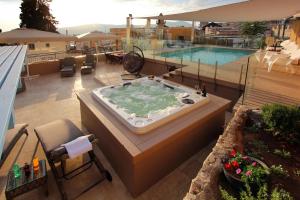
[159,47,254,65]
[92,77,209,133]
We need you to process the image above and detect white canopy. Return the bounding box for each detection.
[137,0,300,22]
[0,28,76,43]
[77,31,119,41]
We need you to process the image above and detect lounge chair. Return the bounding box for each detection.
[254,49,264,62]
[263,41,299,71]
[280,40,292,48]
[264,47,300,72]
[34,119,112,200]
[281,42,299,55]
[286,49,300,66]
[81,54,96,75]
[60,57,76,77]
[0,124,28,168]
[265,37,282,52]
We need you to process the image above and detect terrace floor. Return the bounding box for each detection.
[0,62,219,200]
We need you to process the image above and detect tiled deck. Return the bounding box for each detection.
[0,62,218,200]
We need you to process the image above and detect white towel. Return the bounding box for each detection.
[62,136,93,159]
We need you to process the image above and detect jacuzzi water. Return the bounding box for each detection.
[92,77,209,134]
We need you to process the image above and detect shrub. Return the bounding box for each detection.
[241,165,268,186]
[261,104,300,137]
[220,186,237,200]
[271,188,294,200]
[270,165,289,177]
[273,149,291,159]
[249,140,268,152]
[219,184,294,200]
[293,169,300,177]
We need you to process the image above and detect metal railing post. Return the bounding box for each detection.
[242,57,251,105]
[238,64,244,95]
[153,49,155,60]
[197,59,201,88]
[165,57,167,71]
[214,61,218,92]
[180,57,183,83]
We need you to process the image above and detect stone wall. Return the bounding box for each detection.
[184,106,249,200]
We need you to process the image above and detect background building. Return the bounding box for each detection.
[0,28,76,54]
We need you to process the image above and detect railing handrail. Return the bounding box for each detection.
[27,51,67,58]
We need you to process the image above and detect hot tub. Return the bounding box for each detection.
[92,77,209,134]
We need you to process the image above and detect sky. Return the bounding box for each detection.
[0,0,243,31]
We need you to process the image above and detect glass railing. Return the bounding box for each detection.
[241,50,300,108]
[123,37,256,83]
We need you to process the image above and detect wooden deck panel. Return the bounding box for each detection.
[0,45,27,157]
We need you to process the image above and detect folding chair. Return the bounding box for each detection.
[34,119,112,200]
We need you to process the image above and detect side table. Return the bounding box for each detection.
[5,160,48,200]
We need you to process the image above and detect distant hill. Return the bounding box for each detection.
[58,21,192,35]
[58,24,125,35]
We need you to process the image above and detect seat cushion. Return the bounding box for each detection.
[34,119,83,153]
[60,66,74,72]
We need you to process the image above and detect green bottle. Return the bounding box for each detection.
[13,164,21,179]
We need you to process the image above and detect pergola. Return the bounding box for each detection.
[137,0,300,22]
[126,0,300,43]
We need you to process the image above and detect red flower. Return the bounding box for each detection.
[252,162,257,167]
[224,163,232,170]
[231,160,239,168]
[230,149,237,157]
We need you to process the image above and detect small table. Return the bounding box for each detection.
[81,66,93,75]
[111,53,125,64]
[5,160,48,200]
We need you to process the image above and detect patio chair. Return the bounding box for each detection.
[81,54,96,75]
[121,46,145,80]
[0,124,28,168]
[60,57,76,77]
[84,54,96,68]
[34,119,112,200]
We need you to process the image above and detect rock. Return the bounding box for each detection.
[185,107,249,200]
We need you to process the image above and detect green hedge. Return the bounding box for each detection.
[261,104,300,135]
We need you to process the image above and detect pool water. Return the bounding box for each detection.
[159,47,254,65]
[100,80,184,117]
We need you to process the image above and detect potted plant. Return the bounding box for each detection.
[222,149,270,189]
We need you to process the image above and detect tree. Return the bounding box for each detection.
[19,0,58,32]
[240,22,267,37]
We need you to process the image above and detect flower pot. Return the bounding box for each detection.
[223,156,269,190]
